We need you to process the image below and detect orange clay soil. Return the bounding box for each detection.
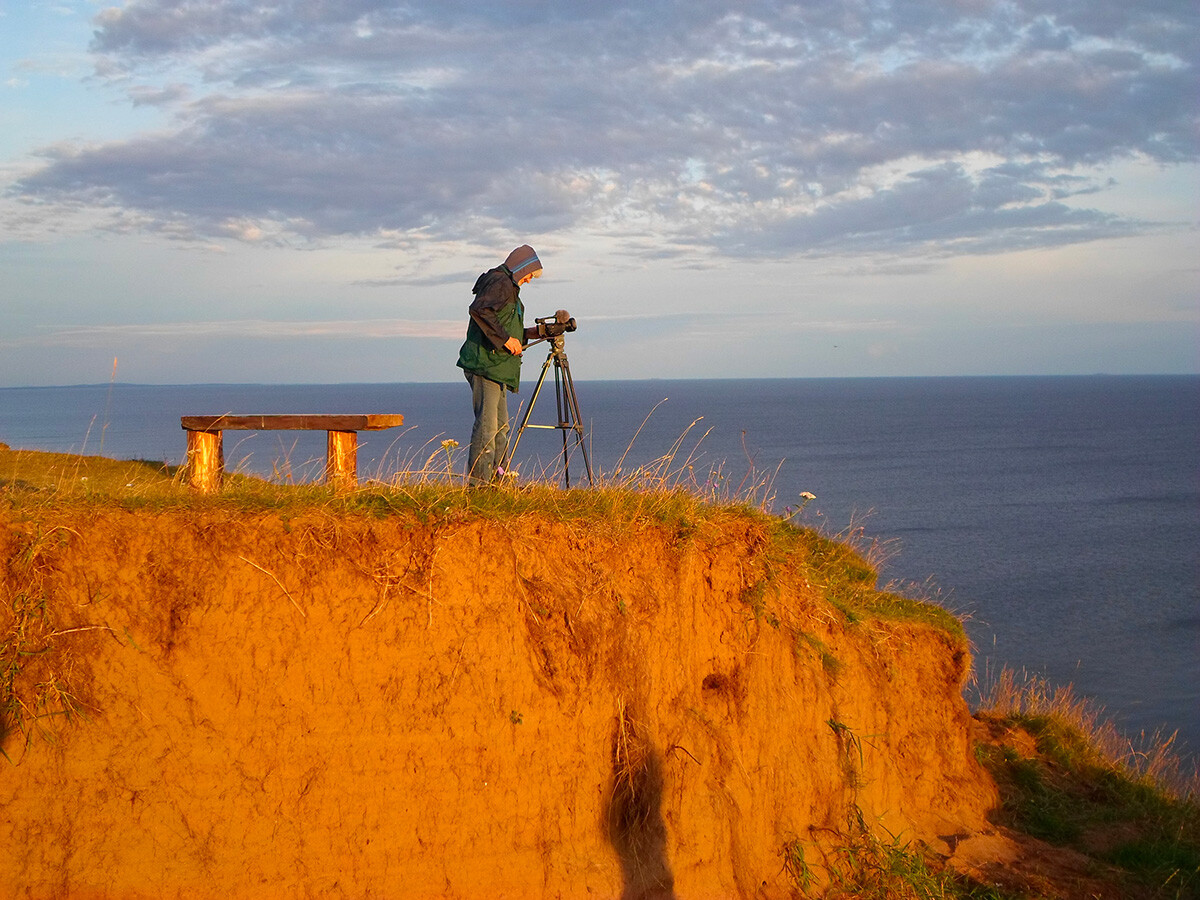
[1,505,997,899]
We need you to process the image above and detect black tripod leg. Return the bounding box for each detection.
[553,358,572,486]
[503,343,593,488]
[501,354,553,474]
[557,356,594,486]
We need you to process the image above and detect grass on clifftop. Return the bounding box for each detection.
[0,444,959,641]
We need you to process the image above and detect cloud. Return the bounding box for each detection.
[720,161,1146,256]
[127,83,191,107]
[8,1,1198,258]
[2,318,463,348]
[354,271,476,288]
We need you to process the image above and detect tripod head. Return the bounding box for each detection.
[527,310,577,354]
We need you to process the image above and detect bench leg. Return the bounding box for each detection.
[326,430,358,491]
[186,430,223,494]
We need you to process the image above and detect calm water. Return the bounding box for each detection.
[2,375,1197,759]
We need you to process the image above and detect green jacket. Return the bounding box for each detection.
[456,267,526,391]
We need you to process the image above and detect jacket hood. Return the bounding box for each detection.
[503,245,542,281]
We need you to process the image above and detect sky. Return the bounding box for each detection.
[1,0,1197,386]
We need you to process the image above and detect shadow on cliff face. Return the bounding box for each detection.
[605,702,676,900]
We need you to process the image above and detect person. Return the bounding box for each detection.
[456,245,543,485]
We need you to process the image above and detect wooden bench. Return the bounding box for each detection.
[181,414,405,494]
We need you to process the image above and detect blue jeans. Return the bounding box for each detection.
[466,373,509,485]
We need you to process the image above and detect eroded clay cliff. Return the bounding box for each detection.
[1,505,997,898]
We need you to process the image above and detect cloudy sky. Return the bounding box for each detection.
[1,0,1197,385]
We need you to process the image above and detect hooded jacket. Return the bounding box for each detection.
[456,265,528,391]
[456,246,542,390]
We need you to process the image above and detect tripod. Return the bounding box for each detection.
[502,335,594,487]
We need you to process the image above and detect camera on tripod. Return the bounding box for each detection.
[534,310,577,339]
[504,308,593,486]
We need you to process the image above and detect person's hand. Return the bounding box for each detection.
[504,336,523,356]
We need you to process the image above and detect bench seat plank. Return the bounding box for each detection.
[181,414,404,433]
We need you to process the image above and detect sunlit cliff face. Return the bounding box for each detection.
[0,502,993,897]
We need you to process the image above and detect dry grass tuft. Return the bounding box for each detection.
[0,526,91,762]
[979,668,1198,803]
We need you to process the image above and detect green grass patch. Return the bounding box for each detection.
[764,521,965,640]
[853,589,966,638]
[978,671,1200,897]
[0,448,178,501]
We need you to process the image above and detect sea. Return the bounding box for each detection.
[2,375,1197,762]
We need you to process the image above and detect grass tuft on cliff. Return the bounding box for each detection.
[976,670,1200,898]
[799,810,1017,899]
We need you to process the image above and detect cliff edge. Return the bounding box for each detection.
[1,502,996,898]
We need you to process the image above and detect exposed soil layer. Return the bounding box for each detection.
[1,505,997,898]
